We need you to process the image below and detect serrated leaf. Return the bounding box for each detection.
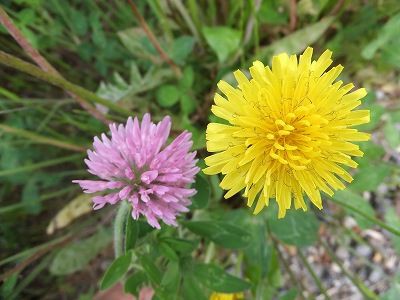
[194,263,252,293]
[100,251,132,290]
[268,203,320,247]
[182,221,252,249]
[202,26,241,63]
[50,229,111,275]
[351,164,392,192]
[191,174,210,209]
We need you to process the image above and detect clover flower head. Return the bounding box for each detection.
[74,114,199,228]
[204,47,370,218]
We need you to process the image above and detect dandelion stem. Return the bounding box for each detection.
[298,249,332,300]
[113,201,130,258]
[328,197,400,236]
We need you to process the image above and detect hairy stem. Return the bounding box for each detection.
[113,201,131,258]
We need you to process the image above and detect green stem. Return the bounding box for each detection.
[328,197,400,236]
[113,201,130,258]
[0,124,86,152]
[298,249,332,300]
[0,50,131,117]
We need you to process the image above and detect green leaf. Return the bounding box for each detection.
[382,273,400,300]
[280,288,298,300]
[1,273,18,299]
[256,17,334,61]
[161,261,180,291]
[351,164,392,192]
[182,275,207,300]
[50,229,112,275]
[384,116,400,149]
[140,255,162,285]
[268,204,320,247]
[160,237,199,254]
[182,221,252,249]
[100,251,132,290]
[124,271,147,295]
[70,9,88,36]
[357,104,384,131]
[180,94,197,115]
[362,13,400,59]
[22,178,41,214]
[159,241,179,261]
[258,0,288,25]
[170,36,195,66]
[156,85,181,108]
[333,190,375,229]
[202,26,241,63]
[385,208,400,255]
[194,263,252,293]
[191,174,210,209]
[125,216,139,253]
[179,66,195,90]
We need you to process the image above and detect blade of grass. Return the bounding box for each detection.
[0,154,82,177]
[0,50,131,117]
[328,197,400,236]
[320,240,378,300]
[0,124,86,152]
[0,186,78,215]
[0,6,110,124]
[171,0,201,42]
[8,254,53,300]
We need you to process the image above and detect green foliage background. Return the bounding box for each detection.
[1,0,400,299]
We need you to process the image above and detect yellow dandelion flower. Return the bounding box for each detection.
[203,47,370,218]
[209,292,244,300]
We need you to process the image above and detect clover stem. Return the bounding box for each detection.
[113,200,130,258]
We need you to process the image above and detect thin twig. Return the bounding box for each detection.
[289,0,297,32]
[127,0,181,77]
[329,0,345,16]
[0,6,110,124]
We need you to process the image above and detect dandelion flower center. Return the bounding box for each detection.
[204,47,370,218]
